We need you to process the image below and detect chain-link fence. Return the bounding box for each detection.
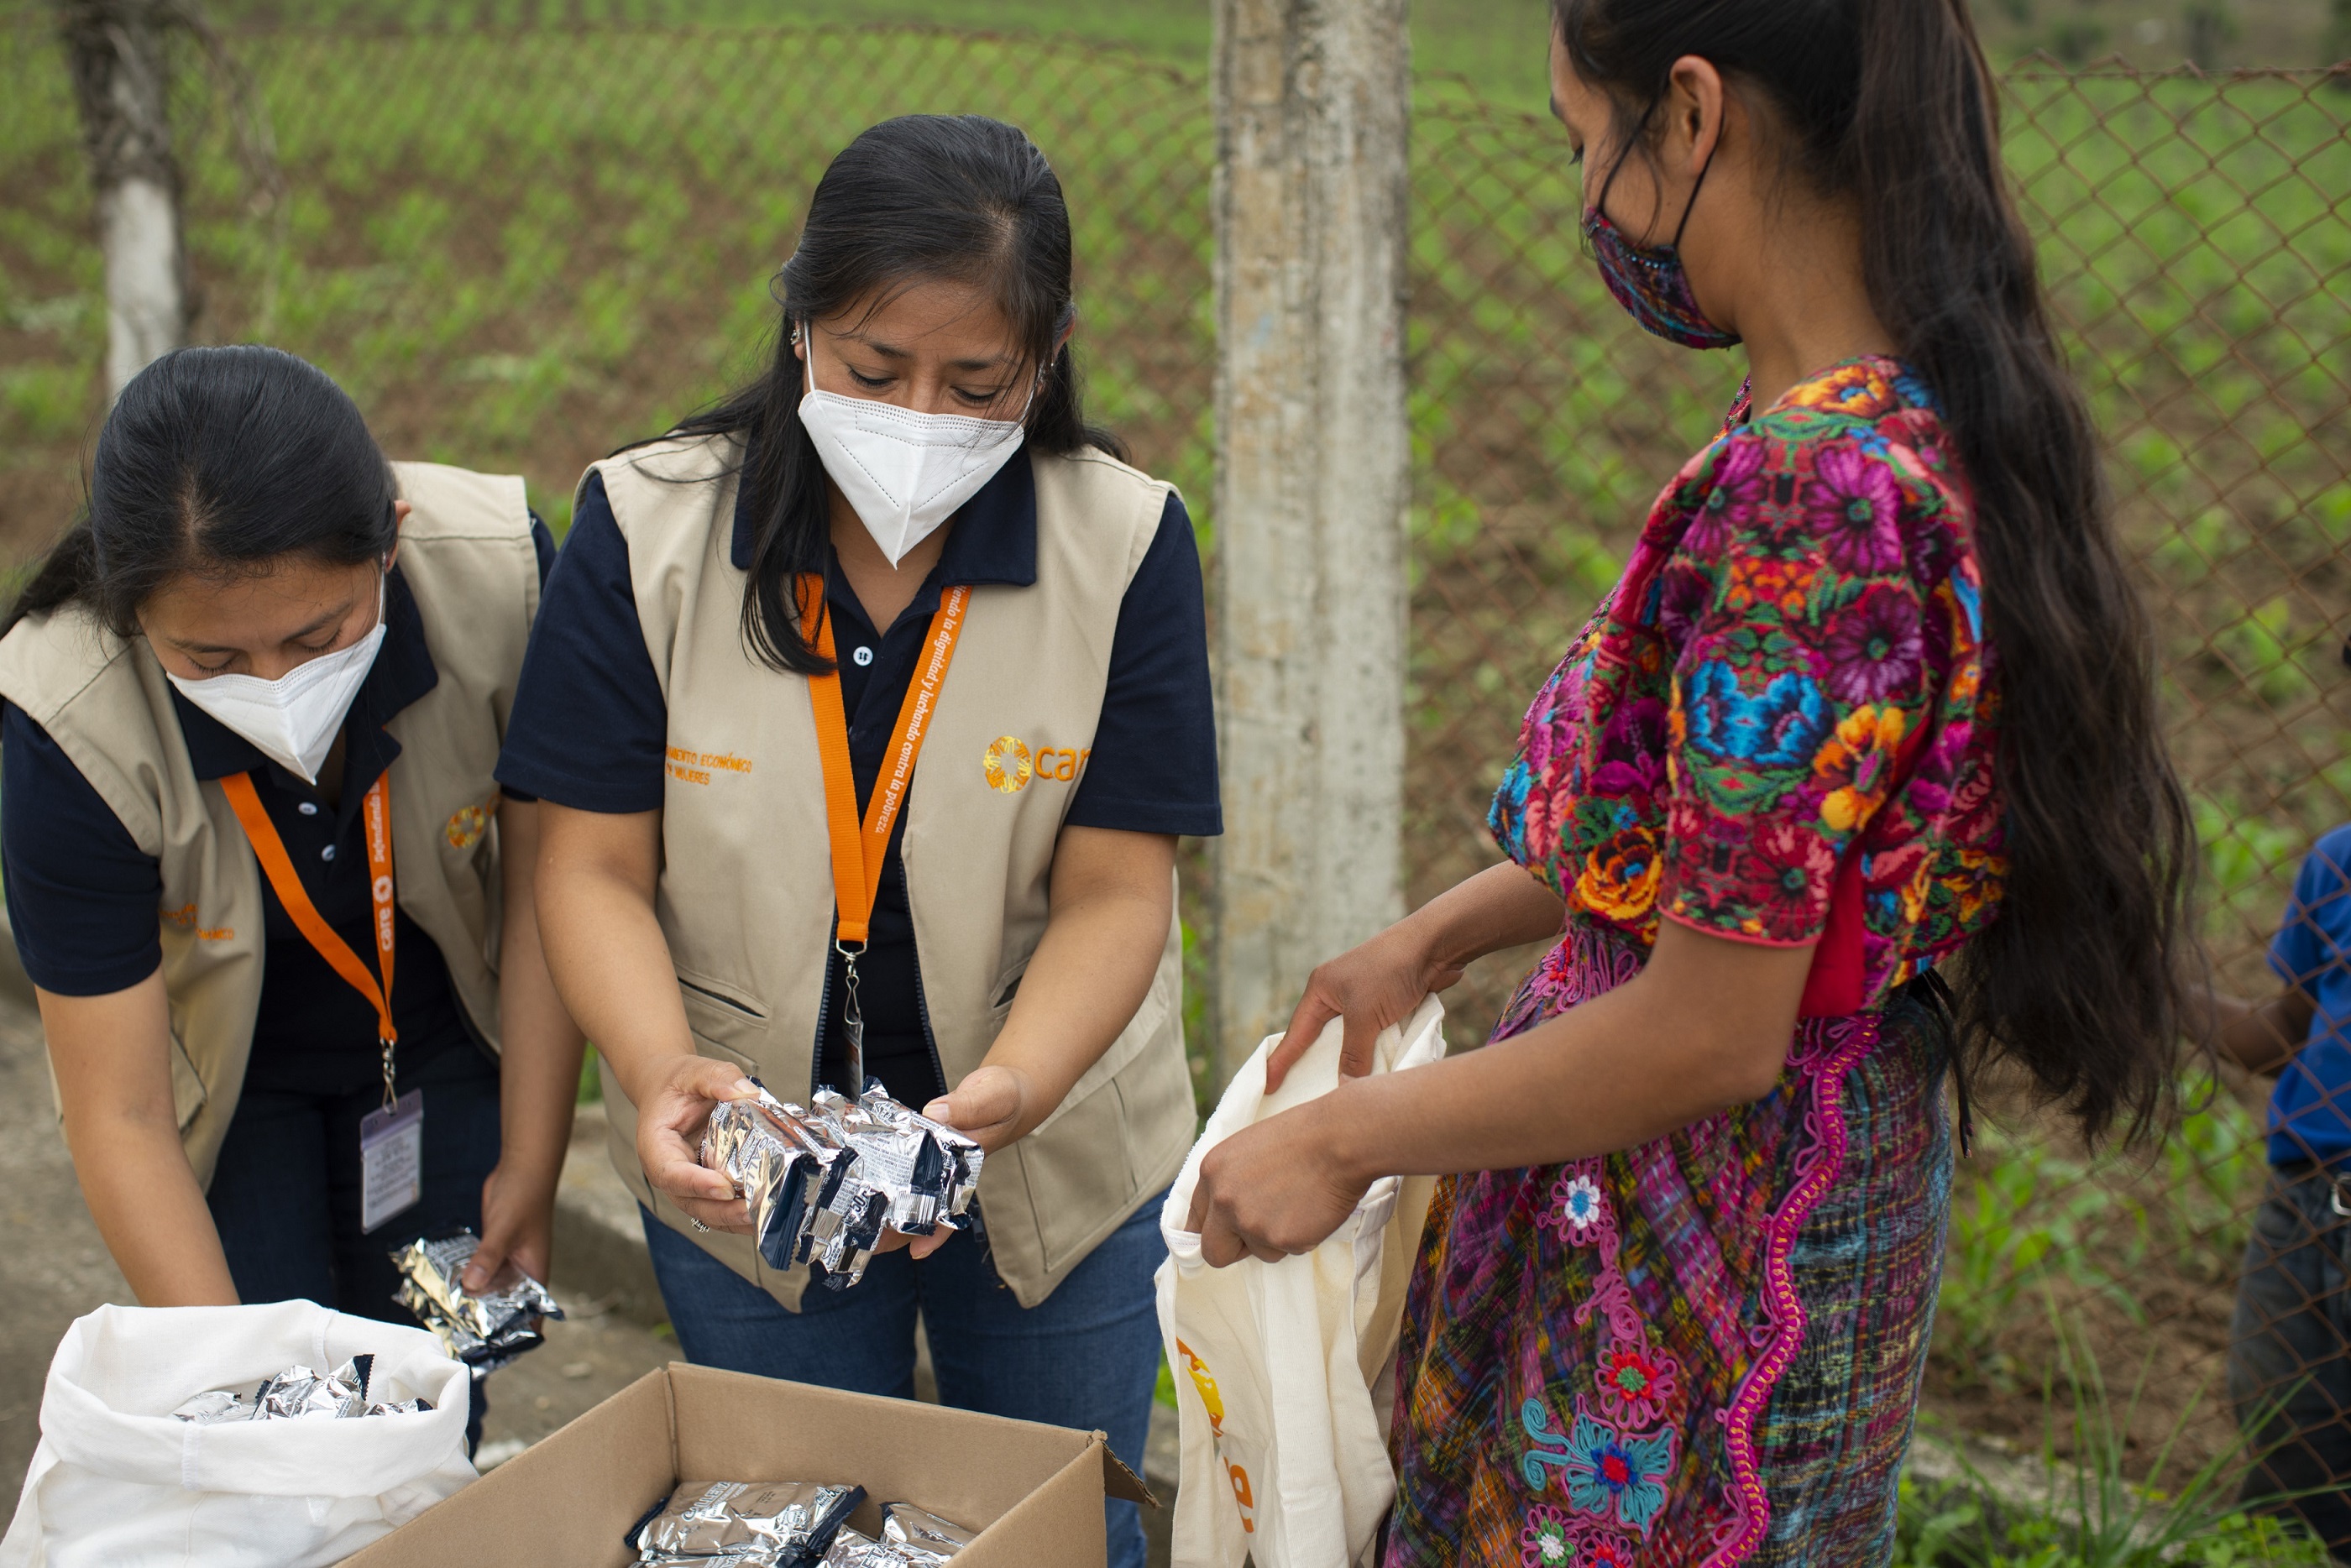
[3,11,2348,1518]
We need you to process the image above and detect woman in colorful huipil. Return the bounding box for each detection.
[1182,1,2197,1563]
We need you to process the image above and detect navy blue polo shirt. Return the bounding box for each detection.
[2266,823,2351,1168]
[1,523,556,1098]
[495,446,1219,1108]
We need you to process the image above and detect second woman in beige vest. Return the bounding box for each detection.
[0,345,584,1450]
[499,115,1217,1567]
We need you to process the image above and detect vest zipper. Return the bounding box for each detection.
[910,954,949,1110]
[811,914,836,1100]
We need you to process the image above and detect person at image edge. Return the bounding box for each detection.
[0,346,584,1451]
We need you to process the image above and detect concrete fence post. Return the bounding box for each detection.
[1208,0,1412,1084]
[55,0,187,399]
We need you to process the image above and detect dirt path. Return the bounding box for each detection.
[0,995,134,1493]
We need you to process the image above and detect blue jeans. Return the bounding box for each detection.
[643,1193,1169,1568]
[2228,1164,2351,1560]
[207,1042,502,1449]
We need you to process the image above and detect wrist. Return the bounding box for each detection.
[1308,1077,1380,1189]
[613,1046,698,1110]
[1393,903,1466,987]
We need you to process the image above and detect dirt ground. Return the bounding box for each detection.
[0,989,673,1498]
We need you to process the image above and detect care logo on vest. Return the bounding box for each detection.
[982,737,1091,794]
[443,791,500,850]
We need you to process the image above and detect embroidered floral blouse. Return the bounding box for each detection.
[1488,354,2003,1007]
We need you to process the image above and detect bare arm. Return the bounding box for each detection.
[920,825,1179,1150]
[2189,982,2317,1078]
[534,802,750,1231]
[1186,917,1812,1264]
[463,797,589,1290]
[41,970,240,1305]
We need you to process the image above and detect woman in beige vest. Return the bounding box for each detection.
[500,116,1217,1566]
[0,347,583,1443]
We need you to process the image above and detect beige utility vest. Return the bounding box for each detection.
[591,433,1196,1309]
[0,463,540,1184]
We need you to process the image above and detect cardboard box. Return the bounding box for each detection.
[344,1362,1152,1567]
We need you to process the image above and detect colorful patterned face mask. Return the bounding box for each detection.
[1582,139,1740,350]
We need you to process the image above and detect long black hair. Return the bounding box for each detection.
[4,344,396,640]
[1553,0,2197,1143]
[664,113,1123,676]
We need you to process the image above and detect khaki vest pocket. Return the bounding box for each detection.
[677,974,769,1076]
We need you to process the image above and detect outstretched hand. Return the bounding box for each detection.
[1264,920,1463,1093]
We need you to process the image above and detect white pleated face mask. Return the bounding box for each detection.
[797,339,1034,567]
[166,572,388,784]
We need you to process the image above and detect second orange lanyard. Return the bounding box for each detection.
[800,573,971,949]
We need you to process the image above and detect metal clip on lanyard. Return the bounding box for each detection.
[799,573,971,1096]
[221,771,399,1105]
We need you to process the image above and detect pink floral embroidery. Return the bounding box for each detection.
[1594,1336,1681,1429]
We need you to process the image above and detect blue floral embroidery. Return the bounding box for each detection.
[1562,1409,1673,1535]
[1683,662,1832,773]
[1519,1398,1578,1491]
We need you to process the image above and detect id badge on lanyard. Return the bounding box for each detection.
[801,574,971,1094]
[223,770,416,1230]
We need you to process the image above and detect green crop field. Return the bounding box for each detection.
[1,7,2348,1511]
[1,18,2343,972]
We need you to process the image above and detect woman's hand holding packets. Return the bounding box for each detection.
[637,1053,762,1234]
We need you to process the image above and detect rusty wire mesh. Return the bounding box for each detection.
[3,10,2348,1521]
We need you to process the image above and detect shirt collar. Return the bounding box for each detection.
[173,565,440,789]
[730,438,1039,588]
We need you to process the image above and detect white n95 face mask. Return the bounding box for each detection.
[797,342,1033,567]
[166,572,388,784]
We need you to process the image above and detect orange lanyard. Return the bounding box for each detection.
[799,573,971,948]
[221,771,399,1107]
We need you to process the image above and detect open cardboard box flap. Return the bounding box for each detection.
[345,1362,1152,1568]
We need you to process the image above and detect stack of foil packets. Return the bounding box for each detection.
[625,1481,975,1567]
[820,1503,978,1566]
[389,1227,563,1376]
[700,1083,983,1288]
[626,1480,863,1566]
[170,1354,432,1424]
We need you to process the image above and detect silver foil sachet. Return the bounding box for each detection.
[169,1354,432,1424]
[882,1501,976,1561]
[627,1479,866,1564]
[699,1083,983,1289]
[389,1226,563,1375]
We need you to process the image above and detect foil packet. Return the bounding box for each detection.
[881,1502,976,1561]
[703,1089,856,1275]
[819,1503,977,1568]
[699,1083,983,1290]
[818,1527,914,1567]
[629,1478,865,1564]
[170,1354,432,1424]
[389,1227,563,1375]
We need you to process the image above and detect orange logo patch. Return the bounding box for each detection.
[982,736,1032,794]
[444,795,497,849]
[983,738,1090,794]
